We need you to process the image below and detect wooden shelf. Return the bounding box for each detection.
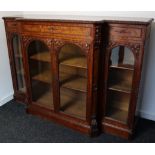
[33,91,53,110]
[32,70,52,83]
[108,81,132,93]
[106,107,128,123]
[106,92,130,122]
[30,52,51,62]
[110,64,134,71]
[109,98,129,111]
[60,73,87,93]
[60,57,87,69]
[60,88,86,119]
[108,67,133,93]
[32,69,87,92]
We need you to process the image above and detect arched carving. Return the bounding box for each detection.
[22,35,52,49]
[53,39,90,54]
[107,41,141,57]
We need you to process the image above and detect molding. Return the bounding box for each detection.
[137,109,155,121]
[0,93,13,106]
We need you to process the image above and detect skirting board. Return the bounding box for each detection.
[138,110,155,121]
[0,93,13,106]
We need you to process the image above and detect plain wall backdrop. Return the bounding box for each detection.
[0,11,155,121]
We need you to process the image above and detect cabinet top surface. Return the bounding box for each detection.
[3,15,153,25]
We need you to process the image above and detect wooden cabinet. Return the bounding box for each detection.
[4,18,26,102]
[3,16,153,139]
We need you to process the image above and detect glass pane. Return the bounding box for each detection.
[12,35,26,93]
[27,40,53,109]
[106,46,134,123]
[59,44,87,119]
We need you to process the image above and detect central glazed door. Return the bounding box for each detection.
[52,40,92,122]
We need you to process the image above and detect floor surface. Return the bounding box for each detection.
[0,101,155,143]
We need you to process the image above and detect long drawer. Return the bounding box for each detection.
[20,22,93,40]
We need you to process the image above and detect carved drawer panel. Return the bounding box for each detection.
[109,26,142,39]
[20,23,93,40]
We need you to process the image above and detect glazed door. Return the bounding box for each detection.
[104,45,135,124]
[26,40,54,110]
[55,42,88,120]
[11,34,26,93]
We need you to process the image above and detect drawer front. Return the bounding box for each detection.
[6,21,18,31]
[52,25,91,36]
[110,26,142,38]
[20,23,93,40]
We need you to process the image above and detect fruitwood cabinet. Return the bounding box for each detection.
[3,16,153,139]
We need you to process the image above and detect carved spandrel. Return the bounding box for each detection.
[53,39,90,54]
[22,36,52,49]
[107,41,141,57]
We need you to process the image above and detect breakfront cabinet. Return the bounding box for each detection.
[3,16,153,139]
